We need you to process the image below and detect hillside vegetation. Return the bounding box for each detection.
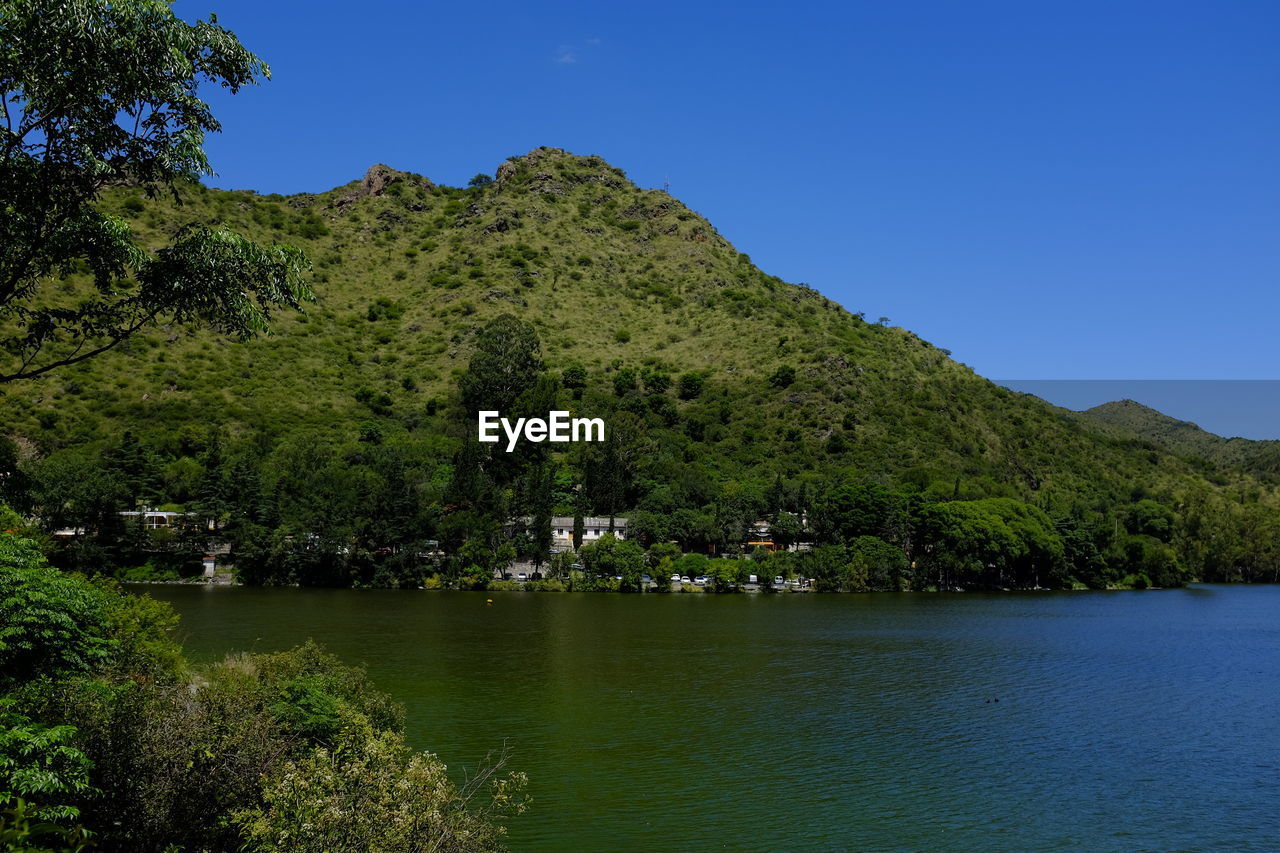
[1080,400,1280,479]
[2,147,1278,588]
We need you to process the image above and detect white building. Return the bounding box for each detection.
[119,509,185,530]
[51,507,216,538]
[551,516,628,549]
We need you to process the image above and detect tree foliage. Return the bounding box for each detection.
[459,314,544,414]
[0,0,312,382]
[0,526,525,849]
[234,729,527,853]
[0,536,114,682]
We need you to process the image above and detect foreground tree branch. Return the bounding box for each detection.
[0,0,313,384]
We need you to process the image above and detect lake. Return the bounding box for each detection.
[137,584,1280,851]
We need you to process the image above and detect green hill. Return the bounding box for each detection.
[2,147,1277,587]
[1079,399,1280,479]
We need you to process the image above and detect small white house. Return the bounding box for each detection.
[51,506,217,539]
[551,516,628,549]
[119,509,184,530]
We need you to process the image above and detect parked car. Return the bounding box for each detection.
[517,573,528,582]
[773,576,785,585]
[748,574,758,584]
[680,575,692,584]
[694,575,708,586]
[641,574,652,584]
[671,574,682,583]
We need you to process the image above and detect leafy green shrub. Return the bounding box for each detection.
[118,561,180,582]
[768,365,796,388]
[677,371,705,400]
[561,366,588,389]
[0,700,96,824]
[0,798,92,852]
[642,369,670,394]
[94,580,184,681]
[612,367,638,396]
[269,674,346,745]
[234,729,527,853]
[487,580,520,591]
[0,537,114,683]
[366,297,406,322]
[524,578,565,592]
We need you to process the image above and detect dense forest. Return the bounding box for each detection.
[3,149,1280,592]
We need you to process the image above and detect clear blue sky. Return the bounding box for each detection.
[176,0,1279,381]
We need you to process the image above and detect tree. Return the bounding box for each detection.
[101,431,162,502]
[584,412,640,525]
[848,535,908,591]
[799,544,847,592]
[768,365,795,388]
[917,498,1065,590]
[0,436,30,512]
[814,482,901,544]
[525,464,554,567]
[1126,499,1177,542]
[561,365,588,394]
[0,0,313,383]
[769,511,803,550]
[674,552,709,582]
[578,533,645,590]
[677,371,705,400]
[0,533,114,683]
[627,510,669,547]
[612,367,638,397]
[459,314,543,414]
[641,368,670,394]
[707,556,742,591]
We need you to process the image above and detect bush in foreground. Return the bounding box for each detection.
[0,524,526,851]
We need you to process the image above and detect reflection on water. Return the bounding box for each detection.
[139,584,1280,851]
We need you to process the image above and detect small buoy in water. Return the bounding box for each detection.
[486,599,493,605]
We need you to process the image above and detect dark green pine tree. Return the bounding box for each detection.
[573,488,587,551]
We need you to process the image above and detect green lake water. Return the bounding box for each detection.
[137,584,1280,851]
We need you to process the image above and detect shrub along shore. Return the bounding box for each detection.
[0,510,528,851]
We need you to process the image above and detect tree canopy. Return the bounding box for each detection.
[0,0,311,382]
[459,313,544,414]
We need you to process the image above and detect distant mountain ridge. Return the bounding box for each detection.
[1079,399,1280,478]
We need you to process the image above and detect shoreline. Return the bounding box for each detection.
[122,577,1182,593]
